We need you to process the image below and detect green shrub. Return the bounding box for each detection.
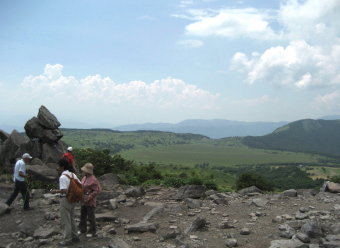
[330,175,340,183]
[204,180,218,190]
[236,172,274,191]
[186,176,204,185]
[163,176,185,188]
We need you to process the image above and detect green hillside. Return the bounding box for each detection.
[61,128,333,167]
[242,119,340,156]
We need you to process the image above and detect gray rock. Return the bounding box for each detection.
[19,222,39,236]
[185,198,202,209]
[97,191,120,201]
[37,105,61,129]
[41,141,67,163]
[282,189,298,197]
[295,232,311,243]
[27,164,58,183]
[33,227,57,239]
[163,229,181,240]
[173,185,206,200]
[295,212,309,220]
[237,186,262,195]
[99,173,120,190]
[0,129,9,142]
[322,181,340,193]
[96,212,118,222]
[251,198,268,207]
[142,205,164,222]
[301,220,324,238]
[185,217,208,234]
[269,239,304,248]
[108,238,131,248]
[125,222,158,233]
[219,221,235,229]
[109,199,118,210]
[0,130,28,168]
[208,194,229,205]
[125,186,145,198]
[279,224,296,239]
[225,238,237,247]
[0,202,9,216]
[240,228,251,235]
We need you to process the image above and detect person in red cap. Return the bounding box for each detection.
[63,147,78,173]
[6,153,32,210]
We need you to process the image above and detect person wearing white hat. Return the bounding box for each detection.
[63,146,78,173]
[6,153,32,210]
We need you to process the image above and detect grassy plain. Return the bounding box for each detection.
[61,128,333,167]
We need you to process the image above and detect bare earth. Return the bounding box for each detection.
[1,180,340,248]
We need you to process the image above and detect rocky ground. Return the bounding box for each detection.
[1,175,340,248]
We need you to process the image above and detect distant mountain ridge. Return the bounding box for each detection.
[242,119,340,156]
[114,119,288,138]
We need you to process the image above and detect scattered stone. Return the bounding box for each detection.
[237,186,262,195]
[240,228,251,235]
[125,186,145,198]
[173,185,206,200]
[282,189,298,197]
[125,222,158,233]
[185,217,208,234]
[225,238,238,247]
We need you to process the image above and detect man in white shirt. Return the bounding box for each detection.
[51,158,81,246]
[6,153,32,210]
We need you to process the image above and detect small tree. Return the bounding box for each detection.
[236,172,274,191]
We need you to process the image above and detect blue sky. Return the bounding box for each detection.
[0,0,339,129]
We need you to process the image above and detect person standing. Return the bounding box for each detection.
[6,153,32,210]
[51,158,80,246]
[63,147,77,173]
[79,163,101,237]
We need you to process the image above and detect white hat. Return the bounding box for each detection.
[67,147,73,152]
[22,153,32,159]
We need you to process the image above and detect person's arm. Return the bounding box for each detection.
[18,171,29,178]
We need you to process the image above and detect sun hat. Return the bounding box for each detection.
[22,153,32,159]
[67,147,73,152]
[81,163,94,175]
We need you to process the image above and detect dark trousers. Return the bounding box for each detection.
[6,180,30,209]
[79,205,96,234]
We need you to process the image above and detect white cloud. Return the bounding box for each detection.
[279,0,340,43]
[179,0,194,8]
[182,8,279,40]
[229,0,340,89]
[231,40,340,88]
[177,39,203,48]
[21,64,219,110]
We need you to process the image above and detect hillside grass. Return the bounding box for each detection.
[121,143,328,167]
[61,128,332,167]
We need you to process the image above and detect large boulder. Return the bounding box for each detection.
[322,181,340,193]
[237,186,263,195]
[0,130,28,168]
[173,185,206,200]
[37,105,61,129]
[24,117,63,144]
[27,164,59,183]
[41,141,67,163]
[99,173,120,190]
[0,129,9,143]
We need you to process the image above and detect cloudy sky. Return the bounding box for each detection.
[0,0,339,129]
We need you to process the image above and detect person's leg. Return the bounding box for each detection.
[6,180,20,206]
[19,181,30,209]
[79,205,88,233]
[70,203,78,240]
[59,198,73,243]
[87,206,97,235]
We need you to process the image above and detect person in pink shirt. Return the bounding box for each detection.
[78,163,101,237]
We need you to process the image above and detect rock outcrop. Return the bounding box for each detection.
[0,106,67,182]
